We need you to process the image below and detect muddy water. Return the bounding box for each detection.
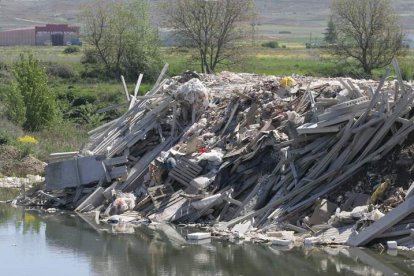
[1,203,414,275]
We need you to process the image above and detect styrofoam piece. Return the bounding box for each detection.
[187,232,211,240]
[387,241,398,250]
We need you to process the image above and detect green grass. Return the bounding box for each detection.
[163,46,414,80]
[0,46,82,64]
[33,121,89,161]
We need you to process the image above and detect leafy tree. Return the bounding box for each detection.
[324,17,337,44]
[4,84,26,126]
[80,0,162,81]
[5,53,58,131]
[331,0,405,75]
[163,0,255,73]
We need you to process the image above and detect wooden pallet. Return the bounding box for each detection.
[168,158,203,187]
[148,184,175,209]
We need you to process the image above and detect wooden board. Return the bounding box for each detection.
[347,197,414,246]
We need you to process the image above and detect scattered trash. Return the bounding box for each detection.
[9,60,414,250]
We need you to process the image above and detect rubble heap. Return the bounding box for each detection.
[17,62,414,248]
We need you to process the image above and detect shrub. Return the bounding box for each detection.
[0,61,12,81]
[5,53,58,131]
[4,84,26,126]
[81,49,98,64]
[13,135,38,156]
[17,135,38,145]
[63,46,81,54]
[81,64,106,79]
[261,41,279,49]
[400,62,414,81]
[0,129,13,145]
[44,62,77,79]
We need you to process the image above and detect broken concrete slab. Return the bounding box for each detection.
[45,156,127,190]
[309,199,337,225]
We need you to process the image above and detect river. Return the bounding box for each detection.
[1,194,414,275]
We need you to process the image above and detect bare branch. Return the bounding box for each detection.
[331,0,405,75]
[163,0,254,73]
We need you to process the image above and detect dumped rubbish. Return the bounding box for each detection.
[0,175,44,189]
[387,241,398,250]
[11,60,414,250]
[187,232,211,240]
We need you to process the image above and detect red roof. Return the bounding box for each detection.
[35,24,79,33]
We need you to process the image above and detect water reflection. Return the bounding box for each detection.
[1,203,414,276]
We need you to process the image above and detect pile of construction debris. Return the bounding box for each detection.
[14,61,414,249]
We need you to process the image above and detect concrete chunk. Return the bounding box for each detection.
[309,199,337,225]
[46,156,106,190]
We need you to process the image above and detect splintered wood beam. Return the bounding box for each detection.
[134,73,144,98]
[153,63,169,88]
[121,75,130,101]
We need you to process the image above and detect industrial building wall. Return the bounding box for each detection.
[64,32,79,45]
[0,28,36,46]
[35,32,52,45]
[36,32,80,46]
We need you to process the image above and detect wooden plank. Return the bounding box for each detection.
[49,151,78,157]
[223,196,242,206]
[134,73,144,98]
[297,122,343,135]
[169,171,192,186]
[347,197,414,246]
[104,156,128,166]
[101,162,111,183]
[121,75,130,101]
[221,101,240,136]
[153,63,169,89]
[121,138,173,191]
[170,166,199,180]
[75,187,105,212]
[110,166,128,179]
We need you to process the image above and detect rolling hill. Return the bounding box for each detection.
[0,0,413,43]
